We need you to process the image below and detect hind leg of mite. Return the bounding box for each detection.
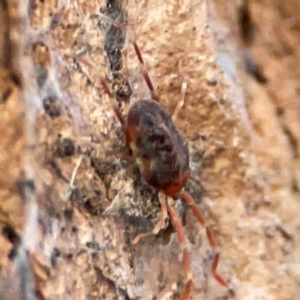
[181,190,228,287]
[132,193,168,244]
[166,198,192,300]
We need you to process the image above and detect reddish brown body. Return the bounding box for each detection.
[126,99,190,199]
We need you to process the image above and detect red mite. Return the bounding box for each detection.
[100,15,227,300]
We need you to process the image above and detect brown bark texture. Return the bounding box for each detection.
[0,0,299,299]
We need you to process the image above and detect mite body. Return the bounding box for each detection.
[126,99,190,198]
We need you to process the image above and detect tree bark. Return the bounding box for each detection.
[0,0,299,299]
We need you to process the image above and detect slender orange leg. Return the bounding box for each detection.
[99,78,133,143]
[167,199,192,300]
[99,78,125,126]
[211,253,227,286]
[99,13,159,102]
[172,81,187,122]
[76,57,126,128]
[132,193,168,244]
[181,190,227,287]
[128,31,159,102]
[105,150,135,163]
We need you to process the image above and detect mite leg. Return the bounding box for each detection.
[167,198,192,300]
[77,56,127,128]
[172,81,187,122]
[181,190,227,287]
[132,193,168,244]
[211,253,227,287]
[99,78,132,142]
[98,13,159,102]
[99,78,125,126]
[127,30,159,102]
[104,150,135,163]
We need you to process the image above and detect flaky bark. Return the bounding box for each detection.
[0,0,299,299]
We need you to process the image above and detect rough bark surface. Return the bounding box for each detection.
[0,0,299,300]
